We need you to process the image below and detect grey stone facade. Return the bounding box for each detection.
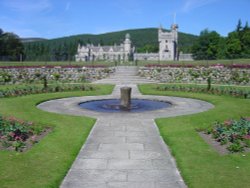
[134,53,159,61]
[75,24,193,62]
[75,34,134,62]
[158,24,178,61]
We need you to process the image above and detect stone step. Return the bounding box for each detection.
[92,66,157,84]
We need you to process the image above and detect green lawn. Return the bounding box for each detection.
[0,59,249,67]
[139,84,250,188]
[0,84,114,188]
[0,83,87,89]
[0,61,115,67]
[1,82,250,188]
[136,59,250,66]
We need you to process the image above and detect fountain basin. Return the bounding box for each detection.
[79,99,171,113]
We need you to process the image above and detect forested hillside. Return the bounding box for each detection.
[23,28,197,61]
[21,38,47,43]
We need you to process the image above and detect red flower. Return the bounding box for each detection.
[15,136,22,141]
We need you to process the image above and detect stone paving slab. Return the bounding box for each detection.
[36,67,214,188]
[79,150,129,159]
[59,114,188,188]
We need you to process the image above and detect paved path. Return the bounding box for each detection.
[38,66,213,188]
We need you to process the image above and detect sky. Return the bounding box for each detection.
[0,0,249,39]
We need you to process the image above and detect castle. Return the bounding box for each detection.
[75,24,193,62]
[75,33,134,62]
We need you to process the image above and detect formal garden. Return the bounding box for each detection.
[0,60,250,188]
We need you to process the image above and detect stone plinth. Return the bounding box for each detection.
[120,87,132,109]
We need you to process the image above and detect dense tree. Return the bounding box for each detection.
[236,19,243,32]
[241,22,250,57]
[192,29,221,60]
[216,37,227,59]
[137,44,158,53]
[0,29,24,61]
[192,20,250,60]
[0,29,3,56]
[226,32,242,58]
[225,21,250,59]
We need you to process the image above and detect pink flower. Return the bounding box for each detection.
[31,135,37,143]
[243,135,250,140]
[15,136,22,141]
[0,135,7,139]
[9,132,15,138]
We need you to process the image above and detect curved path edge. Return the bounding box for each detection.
[37,67,214,188]
[37,94,213,119]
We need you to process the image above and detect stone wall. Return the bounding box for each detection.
[138,67,250,85]
[134,53,194,61]
[0,66,115,84]
[178,53,193,61]
[134,53,159,61]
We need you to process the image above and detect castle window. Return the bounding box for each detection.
[164,45,169,52]
[165,40,168,43]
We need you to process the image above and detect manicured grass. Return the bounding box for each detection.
[0,84,114,188]
[0,83,90,90]
[137,59,250,66]
[0,61,115,67]
[0,59,249,67]
[139,84,250,188]
[154,83,250,99]
[155,83,250,90]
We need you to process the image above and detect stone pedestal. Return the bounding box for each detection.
[120,87,132,109]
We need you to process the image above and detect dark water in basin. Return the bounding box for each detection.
[79,99,171,113]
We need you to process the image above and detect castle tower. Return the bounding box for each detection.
[158,24,178,61]
[124,33,131,53]
[171,24,178,61]
[124,33,132,61]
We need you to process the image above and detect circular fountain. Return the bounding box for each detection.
[78,87,171,113]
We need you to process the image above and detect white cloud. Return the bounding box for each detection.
[2,0,52,13]
[182,0,219,13]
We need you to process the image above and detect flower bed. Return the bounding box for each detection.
[202,118,250,153]
[0,65,107,69]
[145,63,250,69]
[139,66,250,85]
[0,66,114,84]
[0,115,51,152]
[0,84,94,98]
[155,84,250,99]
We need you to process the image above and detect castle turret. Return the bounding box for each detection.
[124,33,132,61]
[124,33,131,53]
[171,24,178,61]
[158,24,178,61]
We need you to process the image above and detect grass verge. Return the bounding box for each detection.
[0,84,113,188]
[0,59,249,67]
[139,84,250,188]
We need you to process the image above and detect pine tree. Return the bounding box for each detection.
[236,19,243,32]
